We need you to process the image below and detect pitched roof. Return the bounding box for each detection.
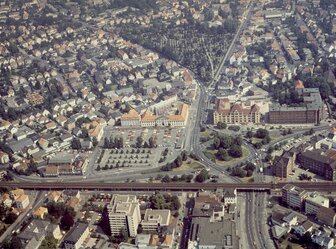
[63,222,88,243]
[121,109,140,120]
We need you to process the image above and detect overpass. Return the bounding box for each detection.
[1,181,336,192]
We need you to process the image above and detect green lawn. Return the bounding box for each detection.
[173,161,204,172]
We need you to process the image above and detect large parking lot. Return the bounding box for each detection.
[115,127,186,149]
[96,148,161,171]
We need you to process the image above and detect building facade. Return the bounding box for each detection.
[121,104,189,128]
[108,194,141,237]
[213,98,261,125]
[63,222,89,249]
[273,151,296,178]
[305,193,329,215]
[269,88,324,124]
[299,149,336,181]
[141,209,171,231]
[282,184,307,210]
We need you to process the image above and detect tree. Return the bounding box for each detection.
[219,135,232,149]
[162,175,171,183]
[150,193,166,209]
[4,213,17,224]
[229,145,242,158]
[71,138,81,150]
[136,136,143,148]
[148,137,155,148]
[213,137,220,149]
[255,128,269,139]
[170,195,181,210]
[172,175,179,182]
[39,236,58,249]
[217,148,229,161]
[174,156,183,167]
[265,154,272,162]
[60,213,74,230]
[119,227,129,242]
[195,169,209,183]
[217,122,227,129]
[246,130,253,138]
[181,151,188,161]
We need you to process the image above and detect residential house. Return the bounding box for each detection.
[63,222,90,249]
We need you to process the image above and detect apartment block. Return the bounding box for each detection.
[108,194,141,237]
[305,192,329,215]
[282,184,307,210]
[141,209,171,231]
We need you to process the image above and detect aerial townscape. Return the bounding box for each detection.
[1,0,336,248]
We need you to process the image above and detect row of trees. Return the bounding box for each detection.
[161,151,188,171]
[159,174,194,183]
[135,136,156,148]
[103,136,124,149]
[229,162,256,178]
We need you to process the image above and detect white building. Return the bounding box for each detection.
[108,194,141,237]
[305,192,329,215]
[282,184,307,210]
[141,209,171,231]
[223,189,237,206]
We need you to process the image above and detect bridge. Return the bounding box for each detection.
[1,181,335,192]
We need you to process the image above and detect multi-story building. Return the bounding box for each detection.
[299,149,336,181]
[269,88,324,124]
[141,209,171,231]
[108,194,141,237]
[120,109,141,127]
[282,184,307,210]
[213,98,261,124]
[121,103,189,127]
[305,193,329,215]
[317,207,336,227]
[223,189,237,206]
[63,222,89,249]
[273,151,296,178]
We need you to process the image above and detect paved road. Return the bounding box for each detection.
[0,191,46,243]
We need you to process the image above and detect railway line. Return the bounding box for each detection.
[1,181,336,191]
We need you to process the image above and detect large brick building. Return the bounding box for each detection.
[272,151,296,178]
[213,98,261,124]
[299,149,336,181]
[269,88,324,124]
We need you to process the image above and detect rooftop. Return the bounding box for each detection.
[63,222,88,243]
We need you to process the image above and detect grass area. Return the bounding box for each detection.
[173,160,204,172]
[203,150,217,162]
[251,137,262,144]
[216,146,250,167]
[200,130,213,143]
[280,240,304,249]
[241,176,254,183]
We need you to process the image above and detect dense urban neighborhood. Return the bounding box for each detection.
[1,0,336,248]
